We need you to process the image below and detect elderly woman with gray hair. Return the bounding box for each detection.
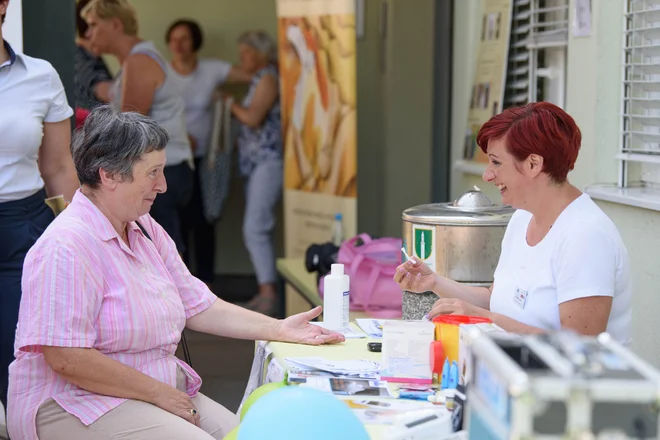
[7,106,343,440]
[226,30,283,316]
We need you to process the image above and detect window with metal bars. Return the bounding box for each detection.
[504,0,568,110]
[620,0,660,188]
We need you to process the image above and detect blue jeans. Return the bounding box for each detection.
[0,189,54,408]
[243,160,283,285]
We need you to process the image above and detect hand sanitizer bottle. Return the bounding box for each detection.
[323,264,350,331]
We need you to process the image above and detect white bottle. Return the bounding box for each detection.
[323,264,350,331]
[331,213,344,246]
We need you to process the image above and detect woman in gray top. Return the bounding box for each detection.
[82,0,192,253]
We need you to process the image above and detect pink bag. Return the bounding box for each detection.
[319,233,403,318]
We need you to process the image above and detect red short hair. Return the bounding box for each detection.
[476,102,581,183]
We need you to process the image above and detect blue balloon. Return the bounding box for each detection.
[238,386,370,440]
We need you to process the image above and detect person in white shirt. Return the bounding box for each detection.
[0,0,79,408]
[166,19,251,285]
[395,102,632,345]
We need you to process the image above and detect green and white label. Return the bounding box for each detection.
[412,224,435,272]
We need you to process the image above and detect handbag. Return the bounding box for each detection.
[319,233,403,318]
[199,96,235,224]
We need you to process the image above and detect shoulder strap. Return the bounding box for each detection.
[135,220,152,241]
[134,219,193,367]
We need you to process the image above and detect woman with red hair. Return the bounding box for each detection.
[395,102,632,344]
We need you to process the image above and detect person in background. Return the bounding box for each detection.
[74,0,113,127]
[395,102,632,345]
[7,105,344,440]
[0,0,79,408]
[225,31,282,316]
[166,18,251,286]
[82,0,193,254]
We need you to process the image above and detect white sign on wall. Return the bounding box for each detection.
[4,0,23,52]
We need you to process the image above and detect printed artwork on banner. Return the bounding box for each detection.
[412,224,435,273]
[277,0,358,262]
[278,0,357,197]
[463,0,513,163]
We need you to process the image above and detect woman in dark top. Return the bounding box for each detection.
[74,0,113,127]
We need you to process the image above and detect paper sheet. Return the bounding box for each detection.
[285,356,381,375]
[380,320,435,383]
[291,376,394,397]
[356,318,387,338]
[572,0,591,38]
[311,321,366,338]
[344,398,434,425]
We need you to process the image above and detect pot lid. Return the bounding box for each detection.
[402,186,515,226]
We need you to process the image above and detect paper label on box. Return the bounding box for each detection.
[412,224,436,272]
[381,321,435,383]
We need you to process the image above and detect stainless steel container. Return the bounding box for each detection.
[400,188,514,319]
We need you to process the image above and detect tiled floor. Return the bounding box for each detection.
[174,275,259,413]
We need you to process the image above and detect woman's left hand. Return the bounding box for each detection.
[429,298,491,320]
[276,306,346,345]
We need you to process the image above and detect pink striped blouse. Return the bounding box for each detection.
[7,190,217,440]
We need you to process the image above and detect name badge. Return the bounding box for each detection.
[513,288,528,309]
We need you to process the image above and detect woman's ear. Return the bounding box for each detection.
[98,168,119,189]
[527,154,544,177]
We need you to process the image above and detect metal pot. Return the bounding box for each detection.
[400,187,514,319]
[402,187,514,282]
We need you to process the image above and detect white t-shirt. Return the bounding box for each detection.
[0,44,73,202]
[173,59,232,158]
[490,194,632,345]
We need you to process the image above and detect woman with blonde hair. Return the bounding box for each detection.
[81,0,193,254]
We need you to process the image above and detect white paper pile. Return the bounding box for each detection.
[285,356,381,376]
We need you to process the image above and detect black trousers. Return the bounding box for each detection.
[0,189,54,408]
[180,158,216,283]
[149,162,194,254]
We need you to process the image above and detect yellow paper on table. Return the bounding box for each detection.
[45,195,66,217]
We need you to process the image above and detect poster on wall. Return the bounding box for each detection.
[276,0,358,261]
[463,0,513,163]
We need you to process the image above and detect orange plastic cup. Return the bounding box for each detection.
[432,315,491,363]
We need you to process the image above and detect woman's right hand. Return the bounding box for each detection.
[393,260,437,294]
[153,386,201,426]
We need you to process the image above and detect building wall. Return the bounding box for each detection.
[451,0,660,366]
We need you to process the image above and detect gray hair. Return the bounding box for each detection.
[238,30,277,63]
[72,105,169,189]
